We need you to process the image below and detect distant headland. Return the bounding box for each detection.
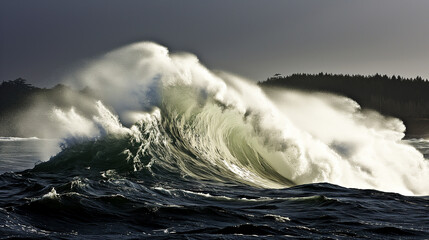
[0,78,95,137]
[259,73,429,138]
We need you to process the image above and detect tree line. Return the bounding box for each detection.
[260,73,429,120]
[0,78,94,136]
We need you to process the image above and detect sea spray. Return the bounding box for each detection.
[32,41,429,195]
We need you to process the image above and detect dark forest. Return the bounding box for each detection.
[260,73,429,137]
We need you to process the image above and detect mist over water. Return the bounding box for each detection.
[27,42,429,196]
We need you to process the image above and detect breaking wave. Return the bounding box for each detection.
[33,42,429,196]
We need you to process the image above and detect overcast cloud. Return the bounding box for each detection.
[1,0,429,86]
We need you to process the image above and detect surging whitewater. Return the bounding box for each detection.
[41,42,428,196]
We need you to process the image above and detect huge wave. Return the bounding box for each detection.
[33,42,429,196]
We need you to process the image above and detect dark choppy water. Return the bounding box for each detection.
[0,138,428,239]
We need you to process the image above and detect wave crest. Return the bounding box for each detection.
[31,42,429,196]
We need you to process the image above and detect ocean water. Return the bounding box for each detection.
[1,138,429,239]
[1,42,429,239]
[0,137,59,174]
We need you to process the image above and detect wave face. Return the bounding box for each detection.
[30,41,427,196]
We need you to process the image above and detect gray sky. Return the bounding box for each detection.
[1,0,429,87]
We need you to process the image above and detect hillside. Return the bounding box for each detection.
[0,78,95,137]
[260,73,429,138]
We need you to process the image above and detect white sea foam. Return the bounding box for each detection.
[0,137,40,141]
[35,41,429,196]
